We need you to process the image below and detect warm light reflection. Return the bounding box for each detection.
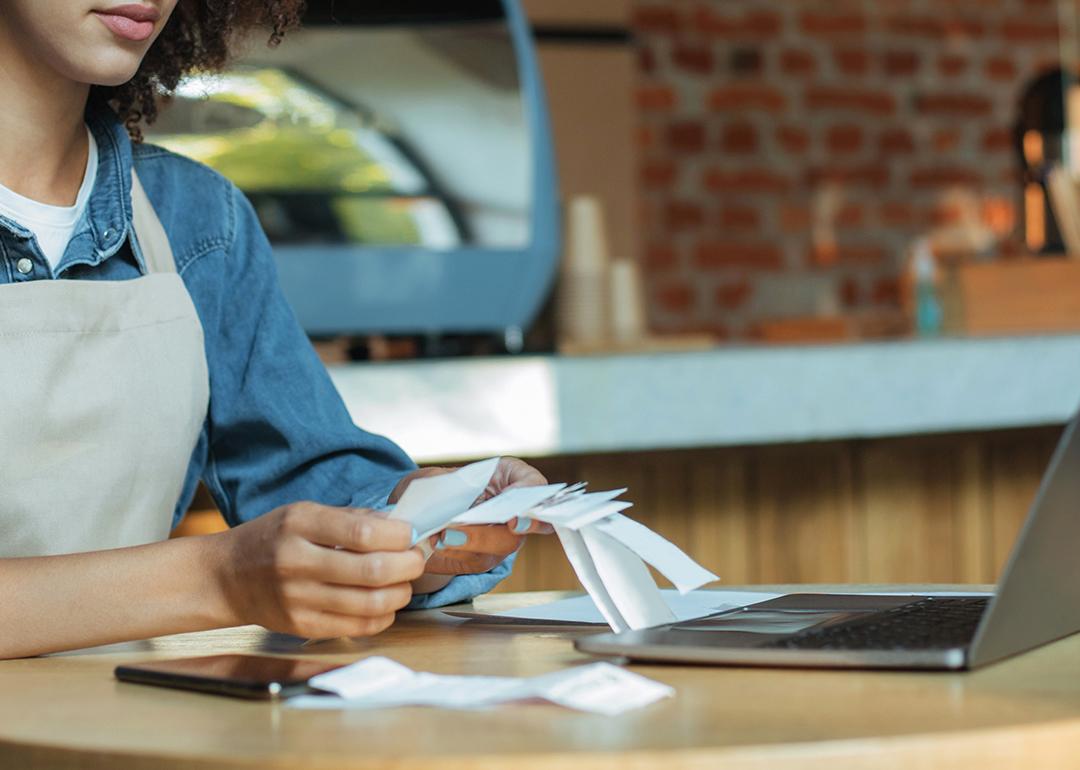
[1026,183,1047,252]
[150,66,457,247]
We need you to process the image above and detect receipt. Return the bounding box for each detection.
[292,657,673,714]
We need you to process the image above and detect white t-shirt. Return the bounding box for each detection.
[0,127,98,270]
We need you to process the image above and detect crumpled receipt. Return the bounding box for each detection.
[287,656,674,715]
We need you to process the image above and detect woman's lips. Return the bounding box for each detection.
[93,6,158,42]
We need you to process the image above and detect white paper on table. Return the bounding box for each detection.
[389,457,499,539]
[292,657,673,715]
[593,514,719,594]
[581,526,677,630]
[528,663,674,716]
[556,526,629,632]
[451,483,566,526]
[447,589,784,625]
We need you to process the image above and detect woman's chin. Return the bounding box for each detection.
[64,49,145,88]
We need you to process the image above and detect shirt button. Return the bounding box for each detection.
[15,258,33,275]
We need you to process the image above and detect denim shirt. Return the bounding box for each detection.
[0,101,511,608]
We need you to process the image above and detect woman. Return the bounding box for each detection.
[0,0,549,658]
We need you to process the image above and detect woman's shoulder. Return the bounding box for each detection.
[130,143,249,269]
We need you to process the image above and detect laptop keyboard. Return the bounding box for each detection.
[763,597,991,651]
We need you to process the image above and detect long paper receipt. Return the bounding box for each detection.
[288,657,673,715]
[389,458,720,633]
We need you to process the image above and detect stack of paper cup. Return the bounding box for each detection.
[609,258,647,346]
[558,196,611,348]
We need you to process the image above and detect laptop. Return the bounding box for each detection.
[575,411,1080,670]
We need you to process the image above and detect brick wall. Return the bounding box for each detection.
[634,0,1060,339]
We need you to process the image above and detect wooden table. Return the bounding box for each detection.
[5,587,1080,769]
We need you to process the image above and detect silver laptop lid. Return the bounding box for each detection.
[970,410,1080,667]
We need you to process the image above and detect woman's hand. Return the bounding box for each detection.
[390,458,554,593]
[215,502,425,639]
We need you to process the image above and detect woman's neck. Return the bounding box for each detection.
[0,23,91,206]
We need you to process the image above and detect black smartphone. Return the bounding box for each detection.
[114,654,344,700]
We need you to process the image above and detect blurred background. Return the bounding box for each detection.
[171,0,1080,594]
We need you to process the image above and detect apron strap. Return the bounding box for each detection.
[130,171,178,275]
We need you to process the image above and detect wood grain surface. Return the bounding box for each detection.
[4,587,1080,769]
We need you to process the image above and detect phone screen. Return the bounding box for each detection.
[115,654,344,700]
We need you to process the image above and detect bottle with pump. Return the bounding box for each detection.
[912,238,943,337]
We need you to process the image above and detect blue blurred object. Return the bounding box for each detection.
[270,0,561,339]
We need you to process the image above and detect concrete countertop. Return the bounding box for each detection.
[328,335,1080,463]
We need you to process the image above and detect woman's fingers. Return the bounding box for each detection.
[299,542,426,587]
[435,525,523,557]
[288,581,413,618]
[287,504,413,553]
[507,518,555,535]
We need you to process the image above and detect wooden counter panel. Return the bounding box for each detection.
[176,427,1060,594]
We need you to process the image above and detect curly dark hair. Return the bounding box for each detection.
[92,0,307,140]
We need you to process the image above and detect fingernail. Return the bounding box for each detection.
[415,537,435,560]
[410,527,420,546]
[439,529,468,548]
[513,518,532,534]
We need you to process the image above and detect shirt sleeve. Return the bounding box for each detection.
[404,552,517,610]
[191,185,509,607]
[197,186,417,523]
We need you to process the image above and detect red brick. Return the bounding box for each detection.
[806,87,897,116]
[834,244,890,265]
[642,159,676,188]
[639,46,657,75]
[1001,19,1060,42]
[695,241,785,270]
[909,167,983,187]
[872,277,902,305]
[667,121,707,153]
[665,201,705,231]
[834,49,871,75]
[780,205,811,233]
[720,205,761,230]
[704,169,793,194]
[985,57,1018,81]
[933,129,962,152]
[694,8,783,39]
[742,11,784,38]
[655,281,696,313]
[880,201,917,226]
[644,243,678,271]
[637,125,658,151]
[807,165,890,188]
[886,16,985,39]
[826,125,864,153]
[882,50,920,76]
[879,129,916,154]
[839,277,861,308]
[938,55,969,77]
[637,85,677,112]
[836,204,865,227]
[632,6,682,34]
[982,128,1014,152]
[916,93,993,116]
[781,49,817,76]
[721,122,759,153]
[673,44,715,75]
[777,126,811,153]
[714,280,754,310]
[708,85,787,113]
[800,12,867,37]
[931,201,965,226]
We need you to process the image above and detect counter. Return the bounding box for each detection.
[329,334,1080,463]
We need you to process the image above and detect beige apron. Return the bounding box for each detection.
[0,172,209,557]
